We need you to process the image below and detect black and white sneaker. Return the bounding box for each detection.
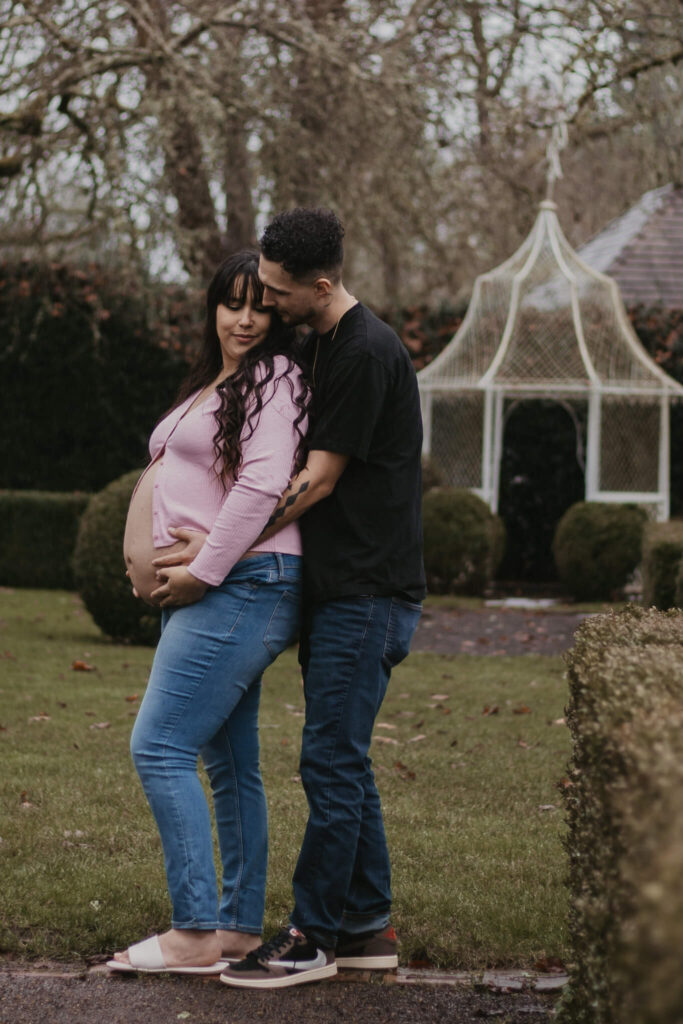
[220,926,337,989]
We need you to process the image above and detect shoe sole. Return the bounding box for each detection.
[107,959,234,975]
[336,954,398,969]
[220,962,337,989]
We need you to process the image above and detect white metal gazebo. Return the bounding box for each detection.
[418,200,683,521]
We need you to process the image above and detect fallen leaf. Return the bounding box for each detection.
[430,694,449,701]
[558,777,573,789]
[513,705,532,715]
[538,804,556,812]
[551,717,567,726]
[517,740,530,748]
[408,734,427,743]
[20,790,32,806]
[28,712,50,723]
[124,694,139,703]
[71,660,95,672]
[89,722,110,730]
[482,705,499,716]
[376,722,397,730]
[393,760,416,781]
[374,735,400,745]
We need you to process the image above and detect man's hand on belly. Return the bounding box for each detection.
[150,566,208,608]
[152,527,208,569]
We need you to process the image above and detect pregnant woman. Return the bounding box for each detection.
[108,250,308,974]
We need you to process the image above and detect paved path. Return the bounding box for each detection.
[413,605,590,656]
[0,963,566,1023]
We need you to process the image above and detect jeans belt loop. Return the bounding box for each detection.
[274,551,284,580]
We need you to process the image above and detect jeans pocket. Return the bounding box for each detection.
[383,600,422,668]
[263,589,302,658]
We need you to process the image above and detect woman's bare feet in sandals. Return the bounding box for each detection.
[217,929,262,960]
[113,928,222,967]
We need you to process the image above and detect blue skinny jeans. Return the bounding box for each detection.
[130,553,302,932]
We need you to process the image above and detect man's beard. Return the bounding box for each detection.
[279,306,316,327]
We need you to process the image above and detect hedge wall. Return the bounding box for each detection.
[0,260,187,492]
[0,490,90,588]
[559,606,683,1024]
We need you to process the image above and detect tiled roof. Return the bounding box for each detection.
[577,184,683,309]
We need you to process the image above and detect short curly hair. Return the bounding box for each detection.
[260,207,344,283]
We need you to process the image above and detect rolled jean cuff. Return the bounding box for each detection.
[339,911,390,935]
[172,918,221,931]
[217,923,262,935]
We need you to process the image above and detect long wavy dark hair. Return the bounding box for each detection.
[171,249,309,484]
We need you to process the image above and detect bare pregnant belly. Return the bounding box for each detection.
[123,462,187,605]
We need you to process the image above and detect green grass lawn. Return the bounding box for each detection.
[0,588,571,968]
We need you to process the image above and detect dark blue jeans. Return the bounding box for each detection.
[291,595,422,949]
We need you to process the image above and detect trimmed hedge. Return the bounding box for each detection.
[422,487,505,595]
[0,490,90,588]
[641,519,683,609]
[73,470,160,645]
[0,260,186,491]
[559,606,683,1024]
[552,501,647,600]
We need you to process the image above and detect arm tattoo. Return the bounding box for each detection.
[265,480,310,529]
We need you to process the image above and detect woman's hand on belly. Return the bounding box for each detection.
[150,565,208,608]
[151,527,208,569]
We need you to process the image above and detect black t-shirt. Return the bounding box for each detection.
[300,302,426,604]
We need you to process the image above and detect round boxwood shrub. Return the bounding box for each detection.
[675,556,683,609]
[73,470,161,645]
[422,487,506,595]
[552,501,648,601]
[421,456,443,494]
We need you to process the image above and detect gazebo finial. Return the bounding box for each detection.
[545,121,568,201]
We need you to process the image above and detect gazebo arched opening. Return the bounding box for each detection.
[497,399,585,581]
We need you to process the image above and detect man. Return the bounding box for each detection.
[220,207,426,989]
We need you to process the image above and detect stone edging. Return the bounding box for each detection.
[1,962,569,992]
